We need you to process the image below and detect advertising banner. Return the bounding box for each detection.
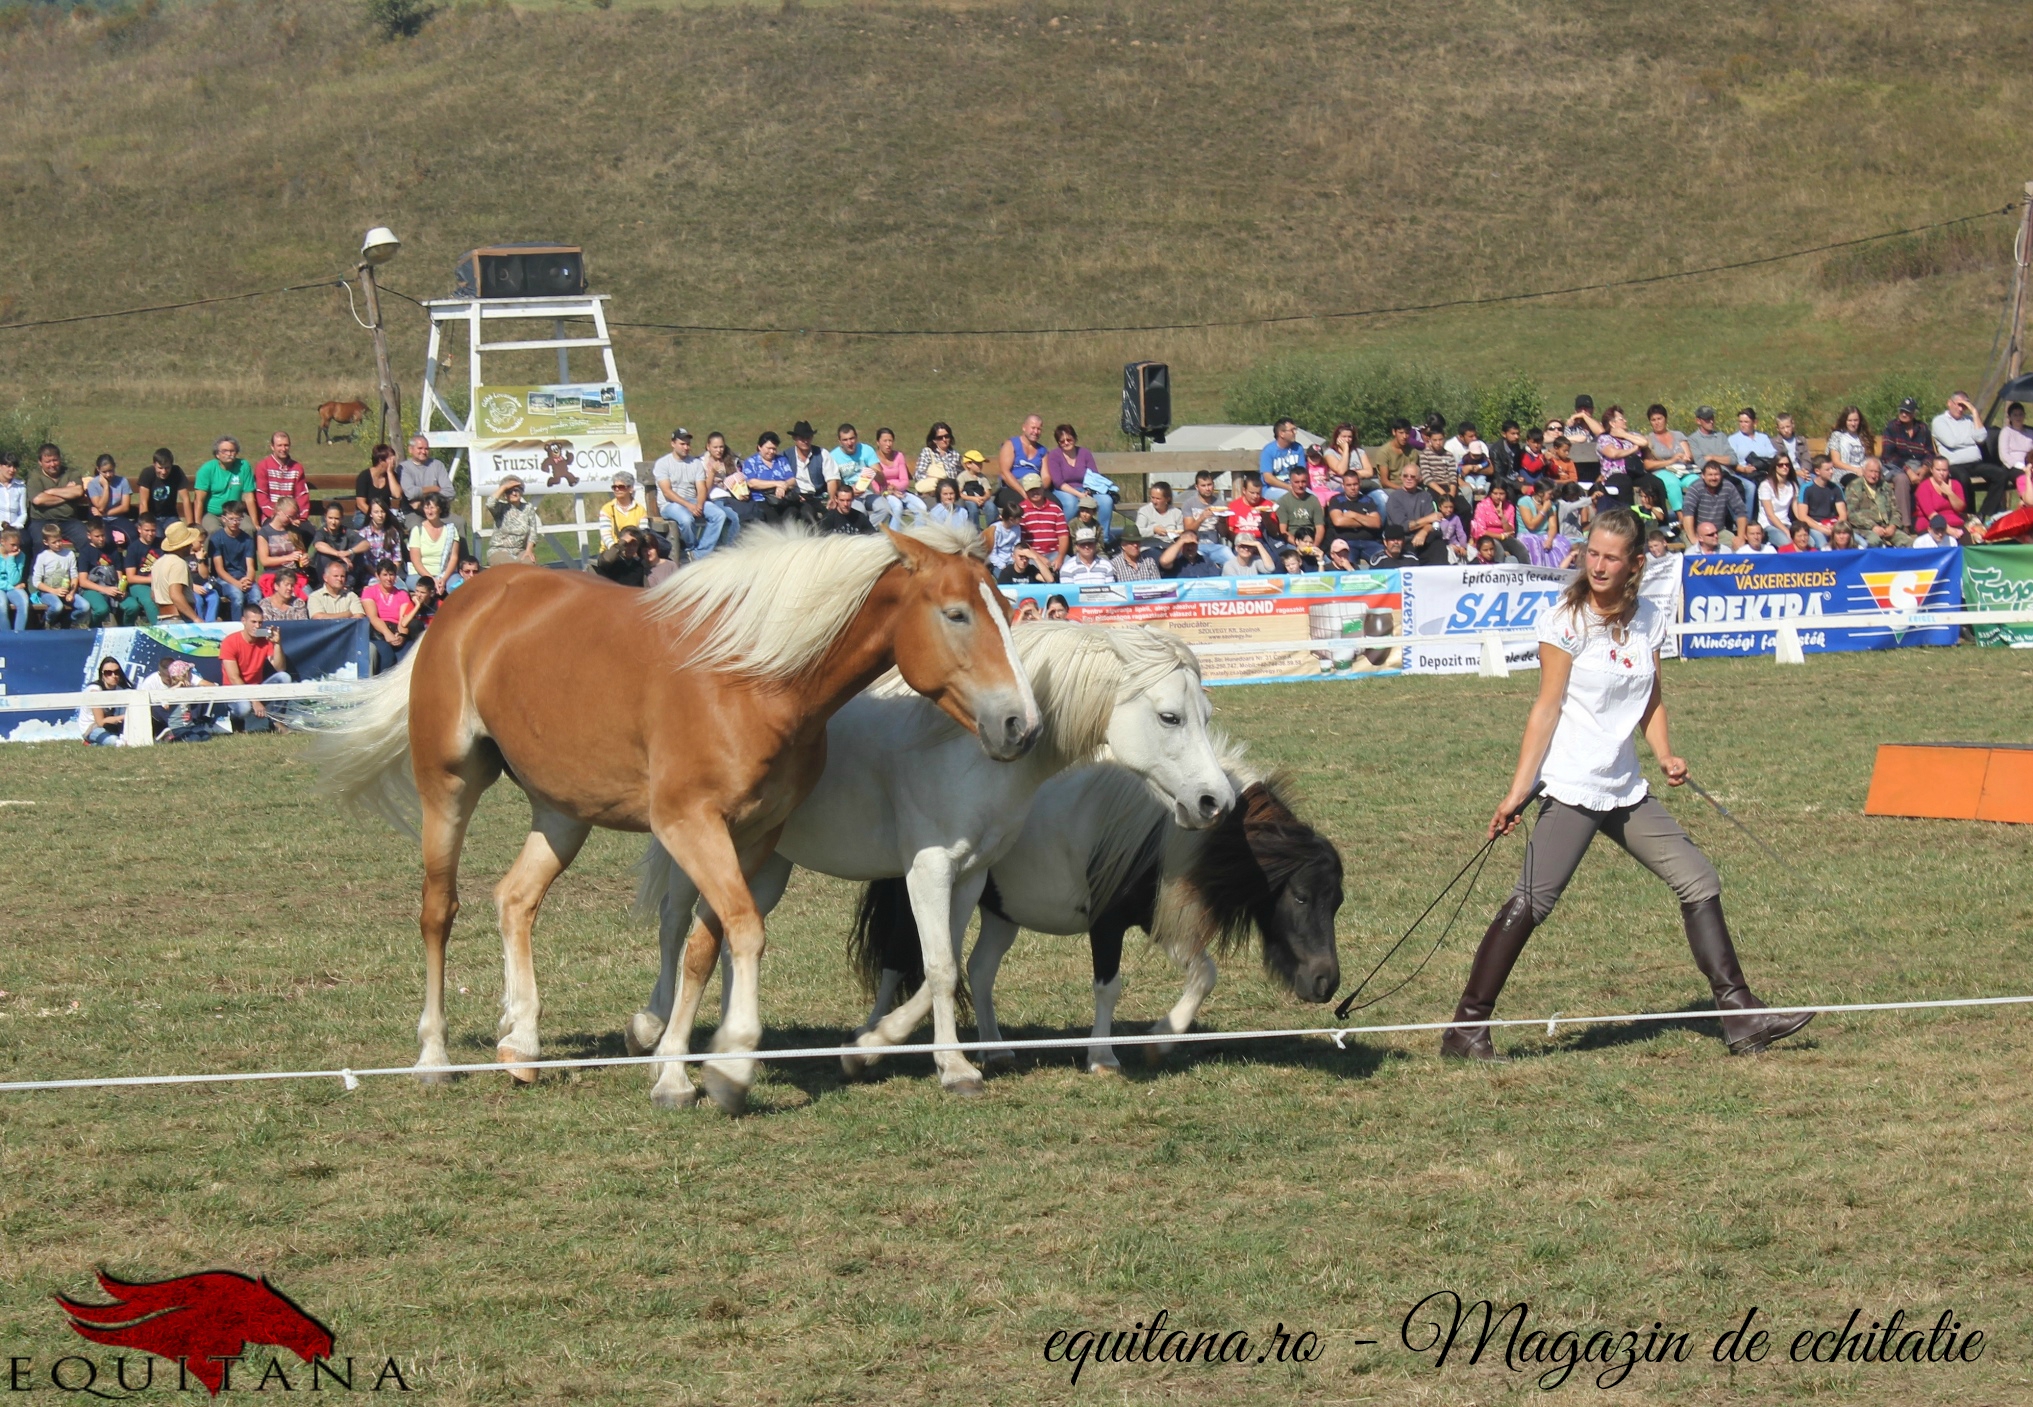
[0,619,369,744]
[1679,546,1961,657]
[1398,563,1574,674]
[468,382,641,494]
[1000,571,1404,686]
[1962,545,2033,647]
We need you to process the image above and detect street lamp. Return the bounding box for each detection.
[357,226,403,451]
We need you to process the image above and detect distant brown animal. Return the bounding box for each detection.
[317,401,369,444]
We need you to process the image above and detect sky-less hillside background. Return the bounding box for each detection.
[1,0,2029,467]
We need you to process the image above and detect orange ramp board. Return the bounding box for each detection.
[1865,744,2033,824]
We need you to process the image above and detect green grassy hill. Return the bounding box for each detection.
[2,0,2029,462]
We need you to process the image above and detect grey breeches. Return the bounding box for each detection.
[1513,795,1720,924]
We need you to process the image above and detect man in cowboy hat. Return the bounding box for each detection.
[152,521,209,624]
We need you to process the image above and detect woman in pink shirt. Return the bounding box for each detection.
[860,427,924,531]
[360,559,409,672]
[1470,479,1529,562]
[1913,457,1972,539]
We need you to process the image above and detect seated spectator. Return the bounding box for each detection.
[152,522,210,624]
[1932,391,2008,519]
[1913,513,1957,549]
[1514,426,1549,487]
[1228,472,1282,544]
[31,521,84,627]
[1256,418,1305,498]
[407,493,461,584]
[1471,535,1503,565]
[1224,534,1276,577]
[261,566,309,620]
[310,502,368,587]
[925,478,977,533]
[86,455,134,538]
[1913,456,1974,541]
[1595,406,1645,485]
[827,424,881,507]
[642,536,678,590]
[1827,407,1873,482]
[861,427,924,531]
[1772,412,1809,480]
[1688,521,1725,554]
[1777,523,1818,554]
[307,557,367,619]
[1370,418,1414,489]
[1178,472,1233,564]
[819,483,877,536]
[1828,523,1859,550]
[142,657,218,742]
[1137,481,1184,544]
[955,450,995,516]
[1797,456,1846,547]
[1384,464,1447,566]
[739,432,797,524]
[220,602,294,732]
[439,554,480,595]
[1545,434,1580,486]
[1045,424,1110,536]
[357,501,408,582]
[193,436,255,532]
[1417,413,1459,497]
[1432,492,1470,562]
[1324,423,1373,487]
[1642,405,1694,507]
[208,501,258,619]
[1565,396,1604,482]
[1019,474,1070,573]
[593,526,650,585]
[599,472,650,549]
[1275,470,1327,559]
[257,500,311,584]
[486,479,544,568]
[984,500,1024,579]
[1470,481,1530,563]
[1880,397,1933,521]
[1327,469,1384,563]
[1373,525,1421,570]
[73,519,126,627]
[354,442,407,527]
[2000,402,2031,485]
[1110,524,1159,581]
[1516,478,1571,568]
[135,448,191,528]
[1756,457,1800,541]
[398,435,456,529]
[1323,536,1359,573]
[1277,546,1310,574]
[119,515,163,625]
[1630,482,1674,544]
[1644,530,1672,562]
[1000,541,1056,585]
[1729,408,1776,473]
[1678,460,1749,547]
[915,422,961,483]
[0,526,25,632]
[1068,495,1112,549]
[1060,527,1116,584]
[1732,521,1778,554]
[362,560,409,672]
[80,656,131,745]
[1157,528,1222,579]
[399,577,439,651]
[1845,457,1911,547]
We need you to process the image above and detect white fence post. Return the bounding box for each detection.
[1774,623,1806,665]
[1478,633,1509,678]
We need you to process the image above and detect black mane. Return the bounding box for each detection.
[1184,777,1341,956]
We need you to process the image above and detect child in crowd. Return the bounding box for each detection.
[32,522,82,626]
[1433,492,1470,562]
[0,527,27,631]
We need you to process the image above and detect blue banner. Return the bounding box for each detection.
[0,619,370,743]
[1680,546,1962,657]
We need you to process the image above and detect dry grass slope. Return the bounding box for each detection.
[0,0,2028,417]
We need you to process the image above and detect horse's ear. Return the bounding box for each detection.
[884,526,934,573]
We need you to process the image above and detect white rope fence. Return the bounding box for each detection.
[2,993,2027,1096]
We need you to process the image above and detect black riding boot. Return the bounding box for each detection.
[1441,894,1535,1061]
[1682,897,1814,1055]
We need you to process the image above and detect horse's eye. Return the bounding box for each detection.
[1158,711,1182,726]
[944,607,970,624]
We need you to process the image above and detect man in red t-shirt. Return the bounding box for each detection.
[1228,472,1282,544]
[220,601,295,731]
[253,431,310,524]
[1018,473,1069,572]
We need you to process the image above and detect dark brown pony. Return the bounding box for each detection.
[316,401,369,443]
[318,524,1039,1112]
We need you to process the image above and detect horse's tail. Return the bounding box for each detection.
[847,878,923,996]
[632,836,684,924]
[308,653,420,838]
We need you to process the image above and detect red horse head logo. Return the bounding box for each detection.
[56,1270,335,1396]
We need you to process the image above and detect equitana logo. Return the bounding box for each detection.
[9,1270,412,1396]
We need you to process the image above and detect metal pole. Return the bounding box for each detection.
[1977,181,2033,421]
[555,319,570,383]
[359,263,403,448]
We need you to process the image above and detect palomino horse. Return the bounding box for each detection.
[316,524,1039,1113]
[317,400,369,443]
[625,621,1235,1099]
[850,735,1343,1072]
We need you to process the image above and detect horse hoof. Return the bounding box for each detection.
[840,1048,879,1079]
[981,1048,1017,1070]
[624,1010,666,1058]
[943,1075,986,1098]
[699,1066,750,1116]
[1144,1042,1176,1066]
[650,1083,699,1111]
[497,1044,539,1084]
[413,1064,454,1087]
[1087,1060,1123,1077]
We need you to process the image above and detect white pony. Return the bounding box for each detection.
[627,621,1234,1105]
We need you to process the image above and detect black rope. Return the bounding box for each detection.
[0,278,348,334]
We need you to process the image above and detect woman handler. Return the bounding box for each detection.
[1443,507,1813,1061]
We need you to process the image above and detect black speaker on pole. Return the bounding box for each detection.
[1122,362,1171,444]
[454,245,588,300]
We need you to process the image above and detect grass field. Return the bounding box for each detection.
[2,647,2031,1404]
